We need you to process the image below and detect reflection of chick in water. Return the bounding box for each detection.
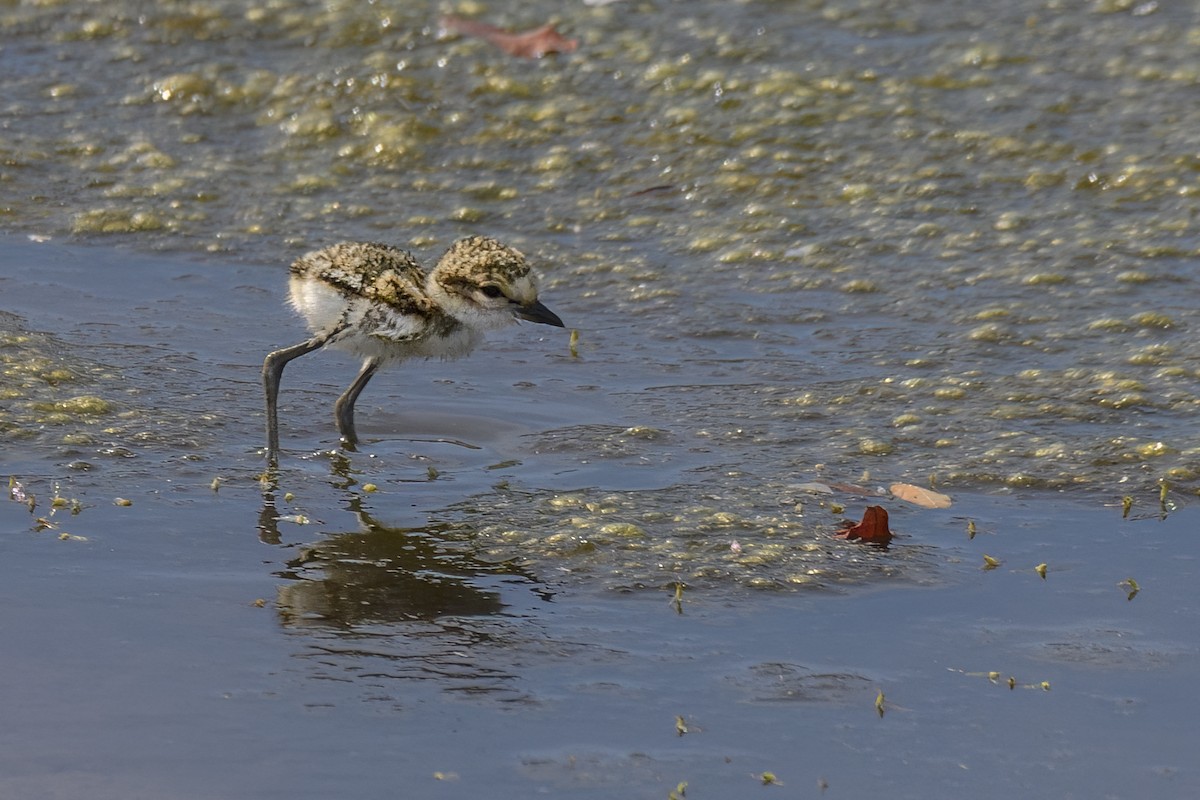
[274,511,505,630]
[257,466,547,697]
[259,461,525,628]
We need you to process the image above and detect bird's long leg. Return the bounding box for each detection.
[334,356,381,450]
[263,333,332,460]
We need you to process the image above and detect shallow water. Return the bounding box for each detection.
[2,0,1200,796]
[2,198,1197,800]
[3,0,1198,494]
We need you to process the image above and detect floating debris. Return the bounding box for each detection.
[889,483,952,509]
[440,15,579,59]
[670,581,685,614]
[835,505,893,545]
[1159,480,1173,518]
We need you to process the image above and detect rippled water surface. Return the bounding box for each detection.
[2,0,1199,797]
[3,0,1198,494]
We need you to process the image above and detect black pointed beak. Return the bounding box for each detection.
[516,299,564,328]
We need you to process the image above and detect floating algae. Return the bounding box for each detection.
[0,309,221,458]
[29,395,115,420]
[0,312,121,442]
[429,479,937,592]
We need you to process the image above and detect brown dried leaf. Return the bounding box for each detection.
[440,16,579,59]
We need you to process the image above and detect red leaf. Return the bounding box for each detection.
[441,16,579,59]
[835,505,893,546]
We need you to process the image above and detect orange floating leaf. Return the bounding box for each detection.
[889,482,952,509]
[835,505,893,546]
[440,15,579,59]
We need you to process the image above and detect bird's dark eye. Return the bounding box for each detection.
[481,285,504,299]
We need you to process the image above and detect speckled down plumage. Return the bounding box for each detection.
[434,235,534,298]
[264,234,563,456]
[290,241,436,317]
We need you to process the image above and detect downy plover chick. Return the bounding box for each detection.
[263,235,564,459]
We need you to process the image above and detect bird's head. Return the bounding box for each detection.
[431,236,564,330]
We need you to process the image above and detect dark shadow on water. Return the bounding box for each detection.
[263,486,554,700]
[274,510,513,629]
[261,456,542,629]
